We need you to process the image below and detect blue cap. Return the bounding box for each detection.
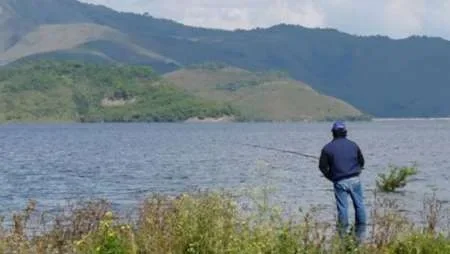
[332,121,346,131]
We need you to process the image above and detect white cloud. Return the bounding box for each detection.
[382,0,425,37]
[79,0,325,30]
[79,0,450,40]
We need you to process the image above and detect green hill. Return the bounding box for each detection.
[0,61,366,123]
[164,63,367,121]
[0,61,234,123]
[2,0,450,117]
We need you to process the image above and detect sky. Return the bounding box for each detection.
[79,0,450,40]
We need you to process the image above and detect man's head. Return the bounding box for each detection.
[331,120,347,138]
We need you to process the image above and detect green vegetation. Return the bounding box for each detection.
[376,165,419,192]
[164,64,369,122]
[0,190,448,253]
[0,60,235,123]
[0,60,371,123]
[3,0,450,117]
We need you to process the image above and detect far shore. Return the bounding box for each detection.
[33,116,450,125]
[372,117,450,121]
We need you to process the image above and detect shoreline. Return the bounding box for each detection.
[6,116,450,125]
[0,115,374,125]
[373,117,450,121]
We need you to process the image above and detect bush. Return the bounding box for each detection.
[376,165,418,192]
[0,189,448,253]
[387,233,450,254]
[75,211,136,254]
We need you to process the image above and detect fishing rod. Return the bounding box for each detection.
[240,143,319,160]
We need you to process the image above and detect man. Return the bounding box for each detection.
[319,120,367,243]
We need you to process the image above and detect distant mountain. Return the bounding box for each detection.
[0,0,181,71]
[1,0,450,117]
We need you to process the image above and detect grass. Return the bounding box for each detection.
[0,188,447,254]
[0,163,440,253]
[163,65,368,122]
[376,165,419,192]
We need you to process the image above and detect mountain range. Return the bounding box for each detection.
[1,0,450,118]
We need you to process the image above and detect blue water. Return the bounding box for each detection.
[0,120,448,224]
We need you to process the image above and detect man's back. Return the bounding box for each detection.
[319,137,364,182]
[319,121,367,244]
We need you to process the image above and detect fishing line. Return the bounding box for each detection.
[239,143,319,160]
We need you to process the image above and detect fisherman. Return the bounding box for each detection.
[318,120,367,244]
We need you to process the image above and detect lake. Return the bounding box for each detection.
[0,120,449,225]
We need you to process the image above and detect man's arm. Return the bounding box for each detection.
[357,146,365,169]
[319,148,331,180]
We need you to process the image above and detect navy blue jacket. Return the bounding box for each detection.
[319,137,365,182]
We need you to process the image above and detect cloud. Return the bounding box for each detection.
[382,0,425,37]
[81,0,325,30]
[79,0,450,40]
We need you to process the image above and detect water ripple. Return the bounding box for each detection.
[0,121,448,223]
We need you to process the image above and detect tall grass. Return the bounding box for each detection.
[0,189,447,254]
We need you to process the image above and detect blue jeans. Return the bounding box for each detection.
[333,176,367,243]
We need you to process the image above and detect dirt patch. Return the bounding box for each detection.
[184,116,235,123]
[101,97,136,107]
